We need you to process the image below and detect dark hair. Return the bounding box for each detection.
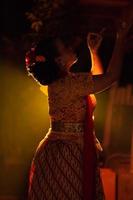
[26,37,65,85]
[70,39,91,73]
[26,36,92,85]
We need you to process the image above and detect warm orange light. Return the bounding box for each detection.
[40,85,48,96]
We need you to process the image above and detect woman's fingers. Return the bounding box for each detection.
[87,32,103,51]
[88,33,101,40]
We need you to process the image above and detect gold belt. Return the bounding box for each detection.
[51,121,84,133]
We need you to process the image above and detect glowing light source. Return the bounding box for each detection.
[40,85,48,96]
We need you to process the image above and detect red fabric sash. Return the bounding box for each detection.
[83,96,97,200]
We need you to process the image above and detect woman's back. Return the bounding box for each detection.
[48,72,95,122]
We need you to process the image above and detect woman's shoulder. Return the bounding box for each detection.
[48,72,94,97]
[68,72,93,82]
[48,72,92,87]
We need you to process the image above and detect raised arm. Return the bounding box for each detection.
[88,7,133,94]
[87,32,104,75]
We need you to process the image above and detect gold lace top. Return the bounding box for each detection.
[42,72,103,151]
[48,72,94,122]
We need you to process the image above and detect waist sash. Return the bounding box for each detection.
[51,121,84,133]
[83,96,97,200]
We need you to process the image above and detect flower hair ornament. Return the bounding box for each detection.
[25,47,36,69]
[25,46,46,74]
[35,55,46,62]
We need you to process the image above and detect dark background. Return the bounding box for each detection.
[0,0,133,198]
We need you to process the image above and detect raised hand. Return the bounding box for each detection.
[87,32,103,53]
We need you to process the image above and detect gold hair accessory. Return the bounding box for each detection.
[35,55,46,62]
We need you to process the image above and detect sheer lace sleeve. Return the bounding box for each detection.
[70,72,94,96]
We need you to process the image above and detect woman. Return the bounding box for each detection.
[26,10,133,200]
